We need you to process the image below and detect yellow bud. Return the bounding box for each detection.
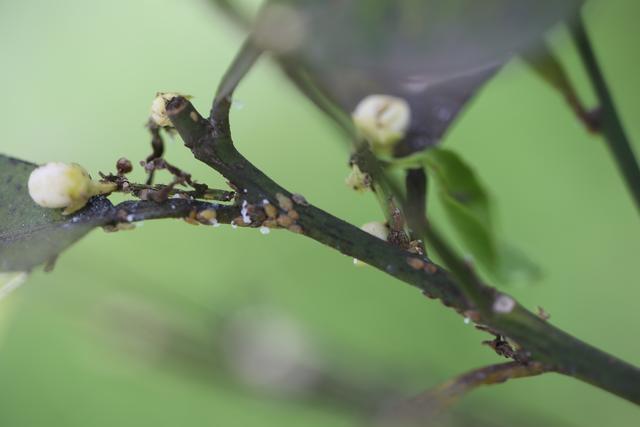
[150,92,189,127]
[28,162,116,215]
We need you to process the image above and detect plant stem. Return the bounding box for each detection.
[166,95,640,405]
[572,16,640,212]
[380,361,548,424]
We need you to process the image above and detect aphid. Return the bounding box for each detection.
[537,306,551,321]
[291,193,308,206]
[233,216,247,227]
[264,203,277,218]
[103,222,136,233]
[197,209,217,224]
[183,210,200,226]
[406,257,425,270]
[425,263,438,274]
[275,192,294,211]
[276,215,294,228]
[262,219,278,228]
[288,224,303,234]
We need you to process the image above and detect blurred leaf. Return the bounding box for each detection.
[419,148,540,284]
[258,0,582,153]
[0,154,112,272]
[423,148,496,268]
[0,272,29,300]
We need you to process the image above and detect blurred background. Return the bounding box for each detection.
[0,0,639,425]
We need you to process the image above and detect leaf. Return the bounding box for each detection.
[258,0,582,153]
[420,148,540,284]
[0,272,29,300]
[0,154,113,272]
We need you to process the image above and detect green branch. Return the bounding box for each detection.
[165,93,640,405]
[105,199,241,225]
[572,15,640,212]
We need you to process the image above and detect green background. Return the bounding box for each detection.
[0,0,638,425]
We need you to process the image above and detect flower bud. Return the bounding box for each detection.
[352,94,410,152]
[360,221,389,241]
[150,92,187,127]
[116,157,133,175]
[28,162,116,215]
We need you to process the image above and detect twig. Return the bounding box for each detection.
[208,0,252,30]
[145,120,165,184]
[522,40,601,133]
[211,38,262,127]
[164,94,640,405]
[164,11,640,404]
[572,15,640,212]
[379,362,549,425]
[122,182,234,202]
[106,198,243,226]
[404,167,428,250]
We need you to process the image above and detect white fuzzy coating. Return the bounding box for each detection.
[352,94,411,148]
[28,162,91,209]
[360,221,389,241]
[150,92,182,127]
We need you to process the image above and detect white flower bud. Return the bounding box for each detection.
[28,162,116,215]
[352,94,411,151]
[150,92,187,127]
[361,221,389,241]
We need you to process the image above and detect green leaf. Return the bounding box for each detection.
[420,148,540,284]
[0,154,113,272]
